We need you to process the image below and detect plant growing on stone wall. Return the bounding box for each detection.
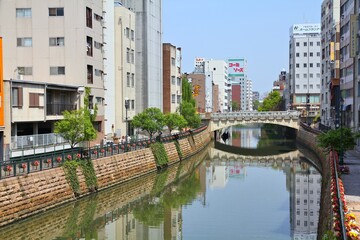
[63,161,80,196]
[174,141,183,160]
[78,159,98,192]
[150,142,169,168]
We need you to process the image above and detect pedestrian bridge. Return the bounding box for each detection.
[201,111,300,132]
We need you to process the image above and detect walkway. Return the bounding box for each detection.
[342,150,360,221]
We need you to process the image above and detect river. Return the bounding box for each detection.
[0,124,320,240]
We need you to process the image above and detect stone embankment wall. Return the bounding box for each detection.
[296,127,331,237]
[0,130,211,227]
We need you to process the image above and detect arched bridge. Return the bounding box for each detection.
[201,111,300,132]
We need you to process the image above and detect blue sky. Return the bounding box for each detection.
[163,0,323,96]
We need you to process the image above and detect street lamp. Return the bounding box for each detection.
[339,98,344,165]
[124,97,130,151]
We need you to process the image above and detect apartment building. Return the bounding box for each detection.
[121,0,163,113]
[0,0,106,158]
[320,0,341,129]
[163,43,182,113]
[288,24,322,120]
[228,58,249,111]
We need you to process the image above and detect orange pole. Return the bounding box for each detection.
[0,37,4,126]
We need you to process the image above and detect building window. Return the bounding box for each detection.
[310,63,313,68]
[317,52,320,56]
[131,30,135,41]
[17,38,32,47]
[94,41,102,50]
[177,77,181,86]
[29,93,43,107]
[171,76,175,85]
[86,7,92,28]
[296,42,299,47]
[317,41,320,46]
[304,42,307,46]
[296,74,300,78]
[310,52,313,57]
[49,8,64,16]
[50,66,65,75]
[125,28,130,38]
[17,67,33,75]
[16,8,31,18]
[310,73,313,78]
[317,63,320,67]
[94,69,102,77]
[94,13,102,22]
[49,37,64,46]
[87,65,93,83]
[296,63,299,68]
[303,84,307,89]
[131,49,134,63]
[127,72,130,87]
[296,53,299,57]
[303,63,307,68]
[131,73,135,87]
[317,84,320,88]
[177,95,181,103]
[96,97,102,104]
[310,84,313,89]
[304,52,307,57]
[296,85,300,89]
[171,57,175,66]
[303,74,307,78]
[86,36,93,56]
[172,94,176,103]
[12,87,23,107]
[93,121,101,132]
[126,48,130,63]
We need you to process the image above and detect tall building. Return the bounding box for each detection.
[288,24,322,120]
[205,60,229,112]
[121,0,163,113]
[163,43,182,113]
[227,58,250,111]
[186,73,206,113]
[320,0,341,129]
[0,0,106,159]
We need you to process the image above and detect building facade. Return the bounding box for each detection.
[121,0,163,113]
[0,0,106,158]
[187,73,206,113]
[288,24,322,120]
[320,0,341,129]
[163,43,182,113]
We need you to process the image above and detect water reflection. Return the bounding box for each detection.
[0,126,321,240]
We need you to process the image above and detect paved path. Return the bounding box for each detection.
[342,150,360,221]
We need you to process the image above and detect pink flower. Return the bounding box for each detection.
[67,155,72,160]
[56,156,62,163]
[33,160,39,166]
[76,153,81,159]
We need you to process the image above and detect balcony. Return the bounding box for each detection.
[46,103,76,115]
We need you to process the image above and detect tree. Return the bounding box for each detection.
[54,87,97,148]
[164,112,187,133]
[258,91,282,111]
[253,100,260,111]
[180,102,201,128]
[316,127,359,153]
[131,107,164,139]
[231,101,239,111]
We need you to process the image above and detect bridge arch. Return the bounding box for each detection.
[202,111,300,132]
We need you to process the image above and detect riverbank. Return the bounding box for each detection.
[0,129,212,227]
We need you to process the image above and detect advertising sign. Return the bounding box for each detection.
[291,24,321,35]
[228,59,245,77]
[350,15,358,58]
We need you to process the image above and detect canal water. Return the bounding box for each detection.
[0,124,321,240]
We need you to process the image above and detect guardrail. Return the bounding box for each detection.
[0,125,208,180]
[200,110,300,120]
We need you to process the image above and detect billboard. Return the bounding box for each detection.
[290,24,321,35]
[228,58,245,77]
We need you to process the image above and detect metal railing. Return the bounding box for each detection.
[11,133,67,150]
[46,103,76,115]
[200,110,300,120]
[1,125,208,180]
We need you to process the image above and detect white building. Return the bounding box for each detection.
[205,60,229,112]
[121,0,163,113]
[0,0,106,158]
[288,24,321,119]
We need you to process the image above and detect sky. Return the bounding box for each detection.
[163,0,323,96]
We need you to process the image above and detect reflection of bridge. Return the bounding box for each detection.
[208,148,301,167]
[201,111,300,132]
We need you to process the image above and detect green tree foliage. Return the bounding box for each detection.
[164,112,187,133]
[231,101,239,111]
[131,107,164,138]
[316,127,359,153]
[180,102,201,128]
[253,100,260,111]
[54,87,97,148]
[258,91,282,111]
[181,76,195,106]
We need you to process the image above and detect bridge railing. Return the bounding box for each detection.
[200,110,300,120]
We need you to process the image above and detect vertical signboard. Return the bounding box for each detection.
[0,38,4,126]
[330,42,335,61]
[350,15,358,58]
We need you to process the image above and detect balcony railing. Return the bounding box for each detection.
[11,133,67,150]
[46,103,76,115]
